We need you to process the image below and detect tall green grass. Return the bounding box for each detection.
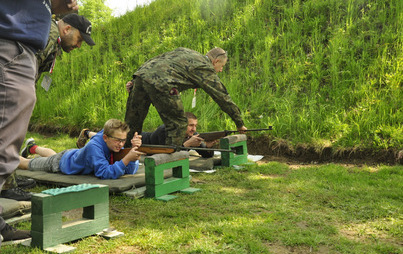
[32,0,402,150]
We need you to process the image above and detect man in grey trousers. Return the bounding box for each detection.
[0,0,78,246]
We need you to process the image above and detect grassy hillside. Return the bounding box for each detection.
[31,0,402,150]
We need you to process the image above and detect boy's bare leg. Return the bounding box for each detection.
[18,146,56,170]
[18,157,30,170]
[35,147,57,157]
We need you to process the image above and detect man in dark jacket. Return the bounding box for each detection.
[141,112,217,158]
[124,47,247,147]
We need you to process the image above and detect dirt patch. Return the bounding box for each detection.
[100,245,145,254]
[265,242,332,254]
[29,123,83,138]
[29,123,102,138]
[338,222,403,247]
[247,135,402,166]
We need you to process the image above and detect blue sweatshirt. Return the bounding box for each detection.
[0,1,52,51]
[59,130,139,179]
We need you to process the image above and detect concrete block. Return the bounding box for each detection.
[30,184,109,249]
[220,134,248,167]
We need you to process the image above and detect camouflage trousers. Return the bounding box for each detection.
[124,76,187,147]
[2,172,17,190]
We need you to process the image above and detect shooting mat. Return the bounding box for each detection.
[0,198,31,220]
[14,156,218,193]
[15,165,162,193]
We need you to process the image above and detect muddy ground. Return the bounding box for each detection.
[29,124,402,166]
[247,135,402,166]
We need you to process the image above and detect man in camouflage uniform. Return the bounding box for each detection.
[124,47,247,147]
[1,13,95,201]
[36,13,95,81]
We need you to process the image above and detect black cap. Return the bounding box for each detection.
[62,13,95,46]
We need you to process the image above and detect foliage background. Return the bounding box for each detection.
[32,0,402,150]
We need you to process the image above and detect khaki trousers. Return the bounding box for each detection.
[0,38,37,236]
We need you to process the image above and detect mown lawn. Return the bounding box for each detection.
[3,134,403,253]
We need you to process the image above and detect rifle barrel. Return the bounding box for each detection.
[180,147,236,153]
[140,144,235,153]
[199,127,273,141]
[233,127,273,132]
[113,144,236,162]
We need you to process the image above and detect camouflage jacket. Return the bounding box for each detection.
[35,19,62,82]
[134,47,244,127]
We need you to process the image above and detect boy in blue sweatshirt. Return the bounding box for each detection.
[18,119,143,180]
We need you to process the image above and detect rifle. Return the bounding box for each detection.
[113,144,236,162]
[198,127,273,142]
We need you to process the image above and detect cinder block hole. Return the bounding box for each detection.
[62,207,83,222]
[234,146,244,155]
[61,206,94,228]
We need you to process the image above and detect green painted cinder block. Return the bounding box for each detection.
[30,184,109,249]
[31,217,109,249]
[172,164,189,178]
[145,159,189,185]
[144,155,191,198]
[145,177,190,198]
[83,202,109,219]
[31,187,109,215]
[220,140,248,167]
[31,203,109,233]
[31,213,62,232]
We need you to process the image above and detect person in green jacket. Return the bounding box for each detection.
[35,13,95,82]
[124,47,247,147]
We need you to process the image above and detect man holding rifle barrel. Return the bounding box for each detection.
[141,112,218,158]
[124,47,247,147]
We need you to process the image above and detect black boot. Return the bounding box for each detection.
[16,176,36,189]
[0,223,31,241]
[0,187,32,201]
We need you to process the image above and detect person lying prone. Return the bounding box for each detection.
[19,119,144,180]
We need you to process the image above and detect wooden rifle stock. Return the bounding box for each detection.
[113,144,236,162]
[113,144,176,162]
[198,127,273,142]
